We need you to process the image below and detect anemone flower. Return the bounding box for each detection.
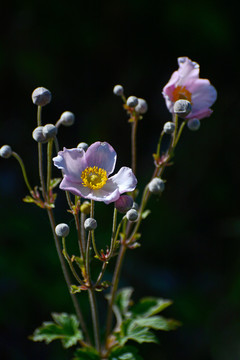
[53,141,137,204]
[162,57,217,120]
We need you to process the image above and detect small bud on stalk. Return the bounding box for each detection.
[115,195,133,214]
[132,202,139,211]
[173,99,192,118]
[126,209,139,222]
[0,145,12,159]
[80,201,91,214]
[77,142,89,151]
[148,177,165,194]
[135,98,148,114]
[59,111,75,127]
[32,126,47,143]
[187,118,201,131]
[84,218,97,231]
[32,87,52,106]
[43,124,58,139]
[113,85,124,96]
[55,223,70,237]
[126,96,138,108]
[163,122,175,134]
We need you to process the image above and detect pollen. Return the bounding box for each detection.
[81,166,108,190]
[172,86,192,103]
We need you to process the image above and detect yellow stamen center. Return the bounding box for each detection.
[172,86,192,103]
[81,166,108,190]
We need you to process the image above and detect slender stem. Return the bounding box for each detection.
[37,106,47,200]
[81,212,86,253]
[94,262,108,289]
[108,207,118,256]
[90,200,101,259]
[75,213,85,261]
[131,119,138,175]
[88,288,101,352]
[155,130,165,160]
[47,139,53,201]
[62,237,85,285]
[47,208,90,343]
[105,244,127,342]
[175,120,187,146]
[12,152,32,193]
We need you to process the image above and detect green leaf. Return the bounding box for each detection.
[109,345,144,360]
[30,312,83,348]
[131,297,172,318]
[115,287,134,317]
[133,315,181,331]
[73,347,101,360]
[23,195,35,203]
[70,285,81,294]
[141,209,151,219]
[50,178,62,189]
[115,319,158,346]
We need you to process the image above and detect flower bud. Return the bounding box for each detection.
[32,87,52,106]
[32,126,47,143]
[126,96,138,108]
[59,111,75,127]
[80,201,91,214]
[135,98,148,114]
[173,99,192,118]
[84,218,97,231]
[77,142,89,151]
[148,177,165,194]
[132,202,139,211]
[126,209,139,222]
[0,145,12,158]
[163,122,175,134]
[113,85,124,96]
[42,124,58,139]
[55,223,70,237]
[187,118,201,131]
[115,195,133,214]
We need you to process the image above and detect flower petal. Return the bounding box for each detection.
[85,141,116,175]
[109,167,137,193]
[59,175,91,197]
[53,148,87,182]
[177,57,199,85]
[82,180,120,204]
[187,80,217,119]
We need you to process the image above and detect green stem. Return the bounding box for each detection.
[12,152,32,193]
[37,106,47,200]
[62,237,85,285]
[105,244,127,342]
[47,208,90,343]
[131,119,138,176]
[47,139,53,201]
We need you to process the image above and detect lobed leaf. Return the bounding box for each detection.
[130,297,172,318]
[30,312,83,348]
[109,345,144,360]
[132,315,181,331]
[73,347,101,360]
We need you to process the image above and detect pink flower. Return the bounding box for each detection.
[53,141,137,204]
[162,57,217,120]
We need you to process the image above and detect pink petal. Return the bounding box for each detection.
[85,141,116,175]
[83,180,120,204]
[53,148,87,182]
[59,176,91,197]
[109,167,137,193]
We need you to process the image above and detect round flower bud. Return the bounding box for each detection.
[77,142,89,151]
[80,201,91,215]
[32,126,47,143]
[113,85,124,96]
[132,202,139,211]
[126,96,138,108]
[163,122,175,134]
[42,124,58,139]
[59,111,75,127]
[126,209,139,222]
[32,87,52,106]
[0,145,12,159]
[135,98,148,114]
[84,218,97,231]
[173,99,192,118]
[115,195,133,214]
[148,177,165,194]
[187,118,201,131]
[55,223,70,237]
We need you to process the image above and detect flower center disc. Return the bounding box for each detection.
[81,166,108,190]
[172,86,192,103]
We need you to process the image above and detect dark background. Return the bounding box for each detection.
[1,0,239,359]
